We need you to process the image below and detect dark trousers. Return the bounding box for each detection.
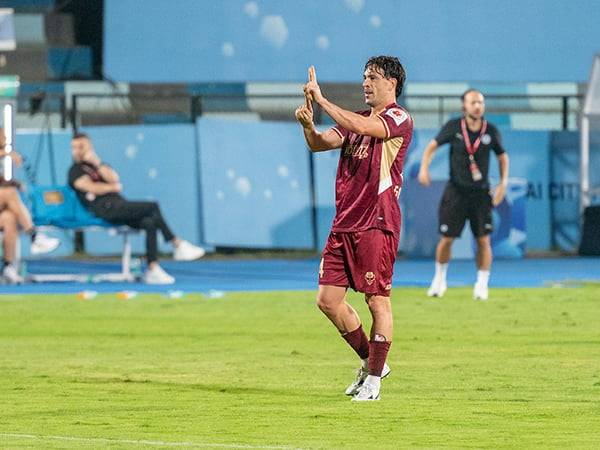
[95,200,175,263]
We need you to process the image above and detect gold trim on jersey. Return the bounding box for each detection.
[331,127,344,140]
[377,115,391,139]
[378,136,404,195]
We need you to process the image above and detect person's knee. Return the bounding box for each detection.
[366,295,391,316]
[139,216,156,231]
[316,292,343,316]
[476,235,490,247]
[0,210,17,233]
[440,236,454,248]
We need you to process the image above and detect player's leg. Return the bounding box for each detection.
[350,229,397,401]
[428,184,466,297]
[0,210,23,284]
[318,233,372,395]
[470,191,494,300]
[316,284,361,333]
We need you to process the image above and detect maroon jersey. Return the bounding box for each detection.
[330,103,413,237]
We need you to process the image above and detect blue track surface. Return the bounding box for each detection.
[1,257,599,295]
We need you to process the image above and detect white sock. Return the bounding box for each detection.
[434,262,448,281]
[361,358,369,370]
[476,270,490,287]
[364,374,381,389]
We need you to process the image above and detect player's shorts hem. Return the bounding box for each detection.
[318,282,349,289]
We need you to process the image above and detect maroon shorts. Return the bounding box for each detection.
[319,229,399,297]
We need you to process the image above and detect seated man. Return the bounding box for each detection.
[68,133,205,284]
[0,129,60,283]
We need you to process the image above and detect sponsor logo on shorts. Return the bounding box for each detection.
[481,133,492,145]
[440,224,449,233]
[385,284,392,291]
[485,223,493,229]
[319,258,324,278]
[365,271,376,285]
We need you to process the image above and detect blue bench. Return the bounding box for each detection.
[26,185,140,283]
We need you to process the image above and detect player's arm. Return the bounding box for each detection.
[316,98,387,139]
[492,152,510,206]
[98,163,120,183]
[417,139,440,187]
[295,103,343,152]
[73,174,122,195]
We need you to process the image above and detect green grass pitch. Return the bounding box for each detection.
[1,287,599,449]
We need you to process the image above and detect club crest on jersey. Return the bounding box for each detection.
[481,133,492,145]
[365,271,375,285]
[385,108,408,126]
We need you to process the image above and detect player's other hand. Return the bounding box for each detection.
[303,66,323,104]
[112,182,123,193]
[492,183,506,206]
[295,104,314,129]
[417,168,431,187]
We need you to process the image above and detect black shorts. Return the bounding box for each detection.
[438,183,493,238]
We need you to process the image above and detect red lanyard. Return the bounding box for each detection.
[460,118,487,156]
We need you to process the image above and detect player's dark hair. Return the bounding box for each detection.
[72,132,90,140]
[365,56,406,98]
[461,88,483,103]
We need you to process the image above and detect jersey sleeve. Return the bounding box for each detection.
[331,124,349,141]
[68,164,85,188]
[434,120,456,145]
[490,125,507,155]
[377,107,411,139]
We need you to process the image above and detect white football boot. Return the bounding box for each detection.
[351,380,381,402]
[345,363,390,396]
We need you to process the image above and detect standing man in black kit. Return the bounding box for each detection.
[418,89,509,301]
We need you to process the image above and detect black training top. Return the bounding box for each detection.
[68,162,124,213]
[434,117,506,190]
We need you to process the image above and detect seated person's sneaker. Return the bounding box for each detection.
[2,263,23,284]
[30,232,60,255]
[144,264,175,284]
[174,240,206,261]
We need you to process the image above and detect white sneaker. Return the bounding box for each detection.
[427,277,447,298]
[345,363,390,396]
[2,263,23,284]
[351,381,380,402]
[473,283,489,300]
[144,264,175,284]
[30,232,60,255]
[173,240,206,261]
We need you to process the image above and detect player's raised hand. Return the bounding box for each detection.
[304,65,323,103]
[295,104,314,129]
[305,67,314,109]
